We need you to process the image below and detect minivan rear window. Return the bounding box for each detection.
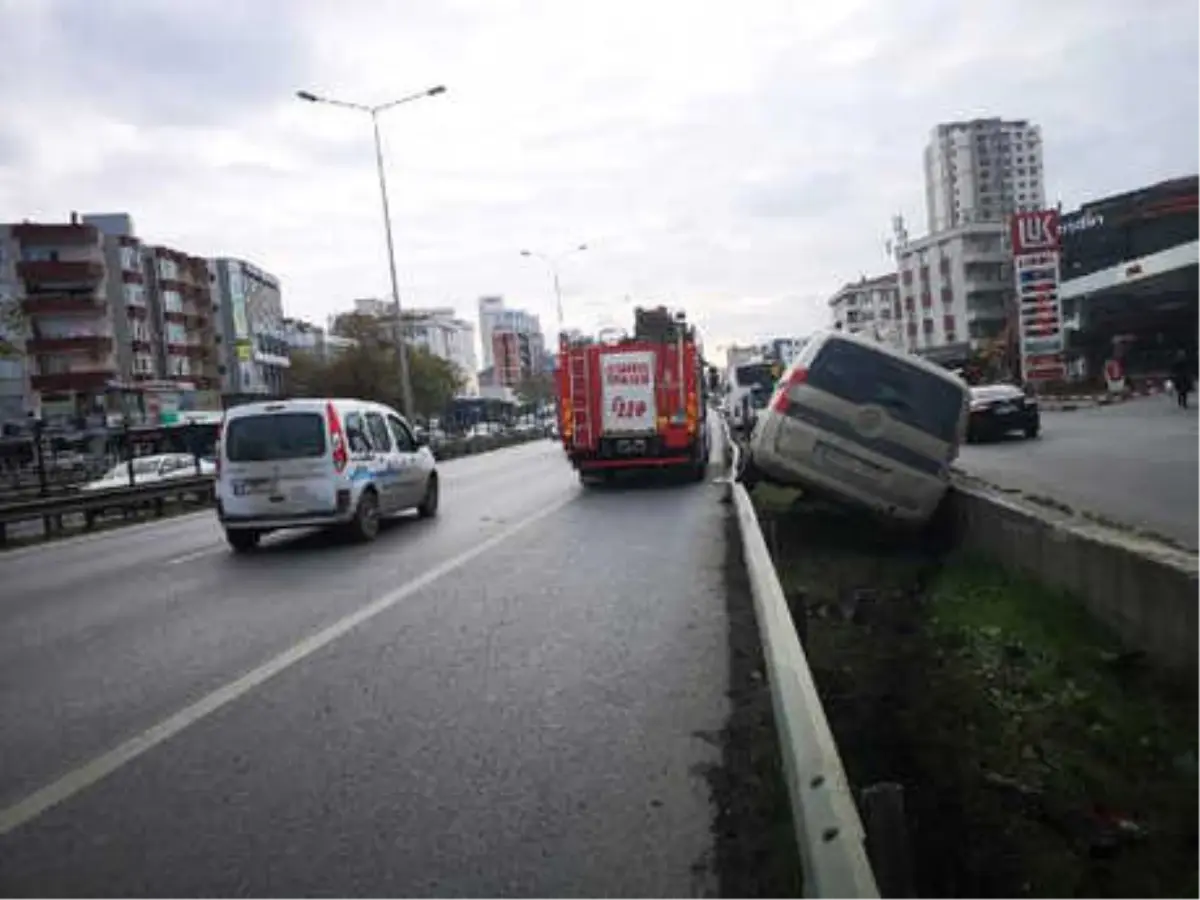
[807,338,965,442]
[225,413,326,462]
[735,362,776,392]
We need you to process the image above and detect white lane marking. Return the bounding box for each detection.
[0,494,572,837]
[166,547,222,566]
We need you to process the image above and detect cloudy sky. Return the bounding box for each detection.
[0,0,1195,358]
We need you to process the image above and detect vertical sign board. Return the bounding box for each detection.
[1010,210,1066,382]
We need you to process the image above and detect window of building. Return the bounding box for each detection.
[922,318,934,332]
[943,314,956,332]
[941,287,953,304]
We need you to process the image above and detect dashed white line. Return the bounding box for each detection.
[165,547,222,566]
[0,493,572,838]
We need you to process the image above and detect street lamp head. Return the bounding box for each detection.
[296,90,319,102]
[427,85,448,96]
[577,243,588,251]
[520,250,532,257]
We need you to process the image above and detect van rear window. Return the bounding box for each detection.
[225,413,326,462]
[807,339,965,442]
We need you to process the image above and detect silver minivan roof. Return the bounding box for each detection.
[803,330,968,388]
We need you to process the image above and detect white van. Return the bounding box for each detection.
[726,359,778,435]
[216,398,439,552]
[747,330,969,525]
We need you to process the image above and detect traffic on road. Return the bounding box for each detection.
[0,436,742,896]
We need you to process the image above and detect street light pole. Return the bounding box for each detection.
[297,85,446,421]
[520,245,587,331]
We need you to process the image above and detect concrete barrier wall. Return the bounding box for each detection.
[947,480,1199,671]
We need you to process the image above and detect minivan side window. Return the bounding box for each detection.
[343,412,373,454]
[387,415,416,452]
[365,412,393,452]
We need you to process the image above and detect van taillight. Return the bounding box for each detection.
[770,367,808,413]
[327,402,348,473]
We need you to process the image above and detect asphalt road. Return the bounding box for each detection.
[0,435,733,897]
[957,394,1199,548]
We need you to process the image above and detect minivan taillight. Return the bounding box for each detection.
[327,402,348,473]
[770,367,808,413]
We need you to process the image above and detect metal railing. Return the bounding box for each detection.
[720,420,880,898]
[0,477,215,547]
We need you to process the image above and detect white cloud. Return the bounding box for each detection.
[0,0,1195,358]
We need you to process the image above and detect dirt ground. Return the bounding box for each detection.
[752,484,1198,898]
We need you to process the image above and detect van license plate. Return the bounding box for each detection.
[816,443,884,481]
[233,479,271,496]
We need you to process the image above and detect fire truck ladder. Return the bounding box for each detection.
[568,350,593,448]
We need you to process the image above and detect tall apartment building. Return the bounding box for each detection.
[477,295,541,371]
[210,258,289,398]
[828,273,904,351]
[924,118,1045,233]
[894,222,1013,364]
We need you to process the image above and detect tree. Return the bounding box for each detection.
[0,299,27,359]
[284,313,465,421]
[515,372,556,417]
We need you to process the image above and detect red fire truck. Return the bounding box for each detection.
[556,306,710,483]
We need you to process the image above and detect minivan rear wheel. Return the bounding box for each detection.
[417,474,440,518]
[347,490,380,543]
[226,529,260,553]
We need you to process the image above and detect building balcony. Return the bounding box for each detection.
[167,342,210,358]
[131,338,154,352]
[31,369,117,393]
[17,259,105,284]
[122,270,145,285]
[21,293,107,315]
[27,335,115,354]
[12,222,101,246]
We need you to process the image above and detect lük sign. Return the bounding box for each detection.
[1010,209,1061,255]
[1011,212,1066,382]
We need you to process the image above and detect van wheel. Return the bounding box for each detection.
[347,490,380,542]
[418,474,439,518]
[226,529,260,553]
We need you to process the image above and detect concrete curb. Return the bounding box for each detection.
[1037,386,1166,412]
[722,422,880,898]
[948,478,1198,671]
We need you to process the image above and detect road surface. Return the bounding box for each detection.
[0,436,736,897]
[957,395,1198,548]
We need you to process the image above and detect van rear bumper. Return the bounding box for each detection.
[219,510,350,530]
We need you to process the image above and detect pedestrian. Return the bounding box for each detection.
[1170,351,1193,409]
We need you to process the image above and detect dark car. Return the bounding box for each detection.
[967,383,1040,442]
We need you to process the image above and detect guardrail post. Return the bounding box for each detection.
[860,782,914,898]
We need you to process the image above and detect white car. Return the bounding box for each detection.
[216,398,438,552]
[83,453,215,492]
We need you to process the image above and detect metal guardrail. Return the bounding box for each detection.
[0,476,215,546]
[721,421,880,898]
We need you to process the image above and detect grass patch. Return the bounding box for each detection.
[750,486,1198,897]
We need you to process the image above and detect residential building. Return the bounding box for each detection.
[829,274,904,351]
[924,118,1045,233]
[210,258,289,397]
[5,216,125,426]
[282,318,358,362]
[144,244,220,393]
[477,295,541,371]
[403,307,479,396]
[894,222,1014,366]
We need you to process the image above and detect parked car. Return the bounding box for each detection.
[745,329,969,526]
[83,453,215,492]
[966,383,1040,442]
[216,398,438,552]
